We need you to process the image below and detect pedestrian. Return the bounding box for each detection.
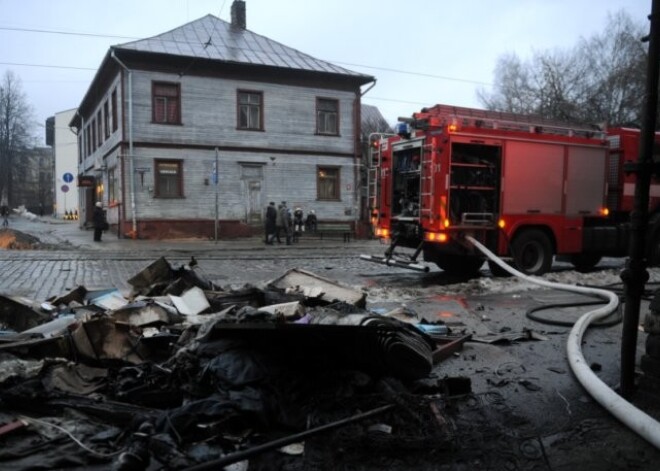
[279,201,292,245]
[1,205,9,227]
[92,202,106,242]
[275,203,284,243]
[305,209,317,233]
[293,207,304,242]
[265,201,277,245]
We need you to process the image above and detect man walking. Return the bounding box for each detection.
[265,201,277,245]
[1,205,9,227]
[92,202,106,242]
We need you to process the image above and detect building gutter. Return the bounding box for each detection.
[110,49,137,238]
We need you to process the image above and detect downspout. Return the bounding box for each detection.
[354,79,377,231]
[110,49,137,238]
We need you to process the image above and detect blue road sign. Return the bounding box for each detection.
[63,172,74,183]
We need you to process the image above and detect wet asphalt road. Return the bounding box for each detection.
[2,215,660,469]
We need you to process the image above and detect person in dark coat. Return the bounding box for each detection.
[293,207,304,243]
[305,209,317,233]
[265,201,277,245]
[92,202,106,242]
[279,201,292,245]
[1,205,9,227]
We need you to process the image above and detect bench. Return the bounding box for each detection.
[306,223,354,242]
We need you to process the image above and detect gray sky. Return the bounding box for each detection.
[0,0,652,146]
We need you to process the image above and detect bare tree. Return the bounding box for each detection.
[0,71,35,206]
[478,11,647,127]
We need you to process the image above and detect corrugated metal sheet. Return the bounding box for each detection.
[115,15,370,79]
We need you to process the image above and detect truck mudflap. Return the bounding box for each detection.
[359,254,430,272]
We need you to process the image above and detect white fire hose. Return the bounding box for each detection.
[466,236,660,450]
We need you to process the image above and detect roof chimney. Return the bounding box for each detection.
[231,1,246,30]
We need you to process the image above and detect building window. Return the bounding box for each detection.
[316,98,339,135]
[237,90,263,130]
[317,166,340,200]
[85,125,91,157]
[111,89,118,132]
[91,119,97,151]
[108,167,117,204]
[152,82,181,124]
[104,101,110,139]
[97,111,103,146]
[155,159,183,198]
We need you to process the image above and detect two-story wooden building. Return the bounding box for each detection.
[71,1,374,239]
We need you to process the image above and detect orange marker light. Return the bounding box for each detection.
[424,232,448,243]
[498,219,506,229]
[600,207,610,217]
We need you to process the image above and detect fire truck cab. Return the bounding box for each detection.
[365,104,660,276]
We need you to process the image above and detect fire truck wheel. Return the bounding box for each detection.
[511,229,553,276]
[436,255,484,277]
[569,253,602,272]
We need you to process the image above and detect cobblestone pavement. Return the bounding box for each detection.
[0,215,414,300]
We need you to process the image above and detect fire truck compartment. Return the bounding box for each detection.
[449,142,501,224]
[392,142,423,218]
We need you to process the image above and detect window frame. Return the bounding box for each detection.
[111,88,118,132]
[236,90,264,131]
[103,100,110,139]
[152,81,182,125]
[316,165,341,201]
[91,119,97,152]
[97,110,103,146]
[154,159,184,198]
[316,97,340,136]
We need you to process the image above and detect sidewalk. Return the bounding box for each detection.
[30,216,383,254]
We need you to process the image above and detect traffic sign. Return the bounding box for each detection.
[63,172,74,183]
[61,185,69,193]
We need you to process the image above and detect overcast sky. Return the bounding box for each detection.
[0,0,653,146]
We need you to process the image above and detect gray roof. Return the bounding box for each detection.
[115,14,372,80]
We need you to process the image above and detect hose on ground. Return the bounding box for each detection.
[465,235,660,451]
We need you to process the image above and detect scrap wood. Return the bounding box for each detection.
[471,329,548,344]
[0,419,28,437]
[431,335,472,364]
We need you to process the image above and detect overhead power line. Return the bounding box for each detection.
[0,25,489,86]
[0,61,96,71]
[0,25,138,40]
[331,61,492,87]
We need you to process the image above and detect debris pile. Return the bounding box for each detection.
[0,229,43,250]
[0,257,469,470]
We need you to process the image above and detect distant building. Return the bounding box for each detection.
[50,109,79,218]
[12,147,53,214]
[70,0,375,239]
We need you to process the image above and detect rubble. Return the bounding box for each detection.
[0,256,468,470]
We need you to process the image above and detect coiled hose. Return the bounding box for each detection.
[466,236,660,450]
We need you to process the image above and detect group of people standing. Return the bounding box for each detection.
[264,201,317,245]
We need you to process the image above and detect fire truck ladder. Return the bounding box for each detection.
[418,143,435,221]
[367,142,381,215]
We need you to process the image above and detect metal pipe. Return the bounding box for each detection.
[184,404,394,471]
[620,0,660,398]
[110,49,137,239]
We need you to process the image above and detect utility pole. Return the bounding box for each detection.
[620,0,660,398]
[214,147,219,243]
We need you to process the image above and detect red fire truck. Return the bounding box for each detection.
[363,104,660,276]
